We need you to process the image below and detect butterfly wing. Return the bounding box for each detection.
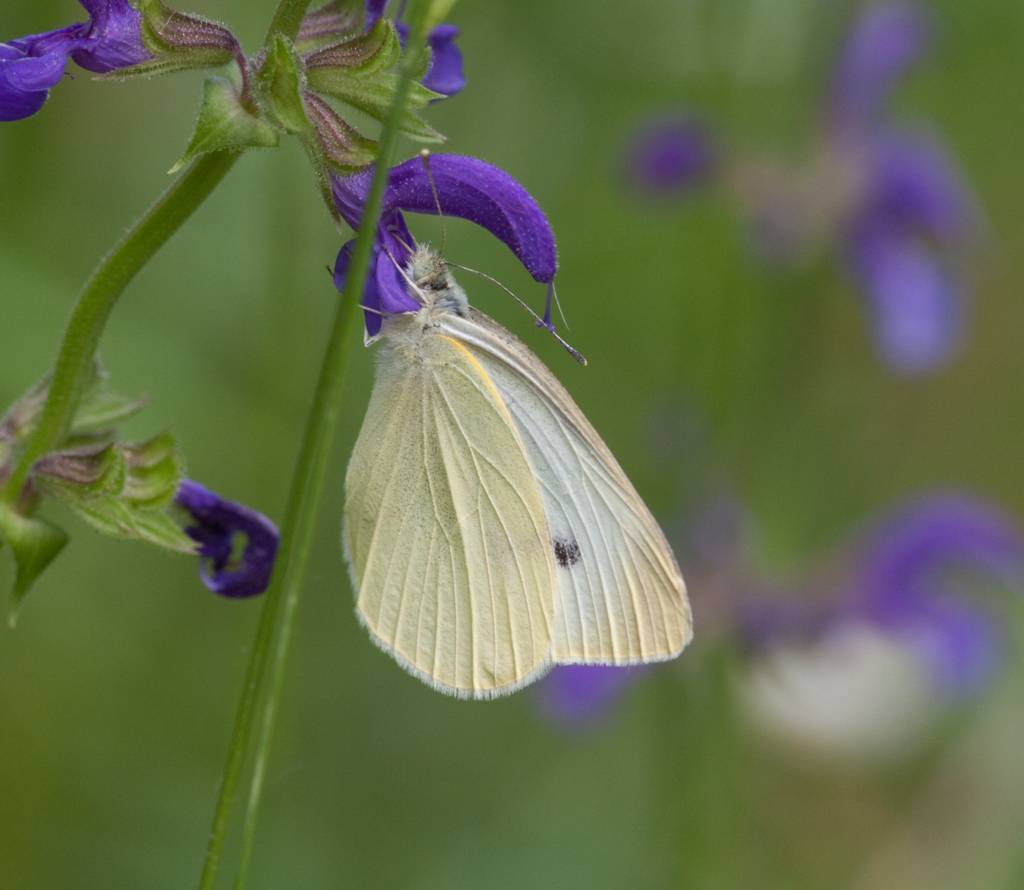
[343,325,556,698]
[441,309,692,666]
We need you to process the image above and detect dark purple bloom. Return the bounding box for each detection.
[830,1,929,135]
[1,1,148,121]
[368,2,465,97]
[332,154,557,336]
[538,665,645,729]
[622,115,716,196]
[421,24,464,97]
[853,494,1024,692]
[175,479,279,599]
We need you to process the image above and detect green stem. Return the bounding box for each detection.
[0,151,238,505]
[197,4,435,889]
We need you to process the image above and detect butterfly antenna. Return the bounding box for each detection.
[386,224,415,256]
[420,149,448,256]
[446,261,587,366]
[380,241,428,305]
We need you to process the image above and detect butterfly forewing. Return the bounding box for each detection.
[439,309,692,665]
[344,324,556,698]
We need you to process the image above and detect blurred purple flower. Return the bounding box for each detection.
[846,130,977,374]
[831,4,977,374]
[848,222,961,373]
[332,154,557,336]
[853,494,1024,694]
[1,0,148,121]
[176,479,279,599]
[830,1,930,135]
[538,665,645,729]
[622,115,716,196]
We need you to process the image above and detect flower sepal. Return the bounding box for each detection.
[169,76,279,175]
[0,502,68,620]
[305,43,443,143]
[258,35,311,135]
[35,432,197,554]
[105,0,242,80]
[303,17,400,78]
[295,2,364,53]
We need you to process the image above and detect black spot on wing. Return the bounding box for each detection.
[553,537,582,569]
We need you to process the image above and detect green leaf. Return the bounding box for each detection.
[0,502,68,615]
[304,70,444,142]
[259,36,311,135]
[169,77,280,175]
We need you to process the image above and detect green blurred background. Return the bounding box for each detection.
[2,1,1023,887]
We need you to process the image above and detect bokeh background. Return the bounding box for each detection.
[2,1,1023,887]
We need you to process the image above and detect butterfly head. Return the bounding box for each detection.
[406,244,468,315]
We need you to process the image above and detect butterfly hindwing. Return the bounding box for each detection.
[440,309,692,666]
[343,324,556,698]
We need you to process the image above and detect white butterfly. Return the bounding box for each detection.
[343,246,692,698]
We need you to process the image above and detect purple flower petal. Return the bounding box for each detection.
[382,154,558,283]
[831,2,930,133]
[71,0,149,73]
[423,24,465,97]
[622,115,717,196]
[854,494,1024,690]
[332,155,557,335]
[848,225,961,374]
[364,0,388,29]
[537,665,644,729]
[901,599,1001,697]
[0,30,81,121]
[1,1,147,121]
[395,22,465,97]
[175,480,279,599]
[868,131,976,242]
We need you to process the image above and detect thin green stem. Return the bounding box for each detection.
[0,151,239,505]
[229,6,435,887]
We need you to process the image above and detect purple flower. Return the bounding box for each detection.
[332,154,557,336]
[622,115,716,196]
[538,665,645,729]
[740,494,1023,698]
[1,1,148,121]
[420,23,464,97]
[369,2,465,97]
[829,5,977,374]
[830,1,929,136]
[175,479,279,599]
[848,223,961,374]
[853,495,1024,693]
[845,131,976,374]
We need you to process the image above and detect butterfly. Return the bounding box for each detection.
[343,245,692,698]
